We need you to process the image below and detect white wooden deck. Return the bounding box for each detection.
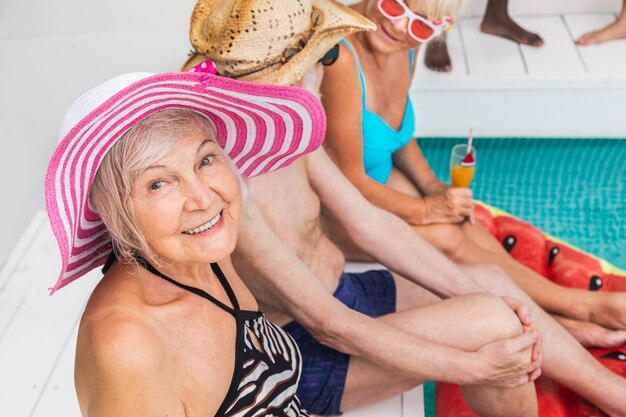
[411,12,626,138]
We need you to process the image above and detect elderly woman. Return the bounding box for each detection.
[320,0,626,347]
[45,63,325,416]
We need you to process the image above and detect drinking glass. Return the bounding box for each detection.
[450,144,476,188]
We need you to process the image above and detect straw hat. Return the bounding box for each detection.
[183,0,375,85]
[45,61,326,294]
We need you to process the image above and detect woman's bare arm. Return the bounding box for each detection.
[321,43,472,225]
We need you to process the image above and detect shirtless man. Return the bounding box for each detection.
[235,126,625,417]
[182,0,626,415]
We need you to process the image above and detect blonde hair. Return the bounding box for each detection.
[425,0,465,18]
[374,0,465,18]
[90,109,247,266]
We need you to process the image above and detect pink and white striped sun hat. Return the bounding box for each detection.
[45,61,326,294]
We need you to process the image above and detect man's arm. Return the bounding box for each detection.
[233,198,534,386]
[306,148,482,298]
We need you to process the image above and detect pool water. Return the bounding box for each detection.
[419,138,626,270]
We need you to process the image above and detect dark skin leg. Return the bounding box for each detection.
[480,0,544,47]
[425,0,543,73]
[424,32,452,72]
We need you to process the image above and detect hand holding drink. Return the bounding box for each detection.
[450,128,476,188]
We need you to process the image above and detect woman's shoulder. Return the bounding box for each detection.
[321,38,363,103]
[77,272,164,373]
[74,264,229,415]
[76,263,176,375]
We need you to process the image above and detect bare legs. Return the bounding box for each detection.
[340,290,537,416]
[480,0,544,47]
[424,0,543,72]
[381,167,626,337]
[424,33,452,72]
[462,265,626,417]
[577,0,626,45]
[415,221,626,335]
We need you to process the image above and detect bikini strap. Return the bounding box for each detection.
[134,255,238,315]
[339,39,367,106]
[210,262,240,310]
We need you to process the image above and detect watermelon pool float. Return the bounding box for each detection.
[435,202,626,417]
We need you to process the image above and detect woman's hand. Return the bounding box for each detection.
[422,188,475,225]
[467,330,541,388]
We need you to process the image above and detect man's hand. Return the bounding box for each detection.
[470,330,541,388]
[423,188,475,225]
[501,296,543,381]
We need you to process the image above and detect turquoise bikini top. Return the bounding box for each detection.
[340,39,415,184]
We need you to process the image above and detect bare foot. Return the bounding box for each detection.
[555,316,626,348]
[588,292,626,330]
[577,18,626,45]
[424,36,452,72]
[480,14,544,47]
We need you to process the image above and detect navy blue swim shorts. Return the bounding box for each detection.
[282,269,396,416]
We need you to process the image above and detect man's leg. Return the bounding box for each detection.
[340,288,537,417]
[415,221,626,333]
[480,0,544,47]
[577,0,626,45]
[424,33,453,73]
[463,264,626,417]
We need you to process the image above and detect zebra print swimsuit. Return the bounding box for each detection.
[135,257,311,417]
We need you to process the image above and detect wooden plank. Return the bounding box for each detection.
[0,210,47,291]
[517,16,586,78]
[344,395,403,417]
[0,215,59,342]
[458,17,526,78]
[402,386,426,417]
[30,327,82,417]
[344,262,384,273]
[0,218,98,417]
[462,0,619,17]
[565,13,626,76]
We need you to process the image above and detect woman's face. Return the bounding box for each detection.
[129,124,241,267]
[364,0,429,53]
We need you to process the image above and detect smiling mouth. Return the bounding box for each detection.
[380,24,399,42]
[182,211,222,235]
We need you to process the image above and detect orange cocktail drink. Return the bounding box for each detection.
[451,164,475,187]
[450,144,476,188]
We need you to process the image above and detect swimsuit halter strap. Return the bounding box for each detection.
[339,39,367,106]
[135,255,240,314]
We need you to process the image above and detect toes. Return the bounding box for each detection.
[424,42,453,72]
[425,62,452,72]
[528,34,544,47]
[576,32,596,46]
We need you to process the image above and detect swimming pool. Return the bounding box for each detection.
[419,138,626,270]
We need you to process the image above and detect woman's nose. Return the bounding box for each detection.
[183,179,215,212]
[391,16,409,34]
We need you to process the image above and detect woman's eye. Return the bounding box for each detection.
[150,181,164,190]
[200,154,216,167]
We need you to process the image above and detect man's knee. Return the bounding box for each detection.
[466,292,523,340]
[419,223,466,260]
